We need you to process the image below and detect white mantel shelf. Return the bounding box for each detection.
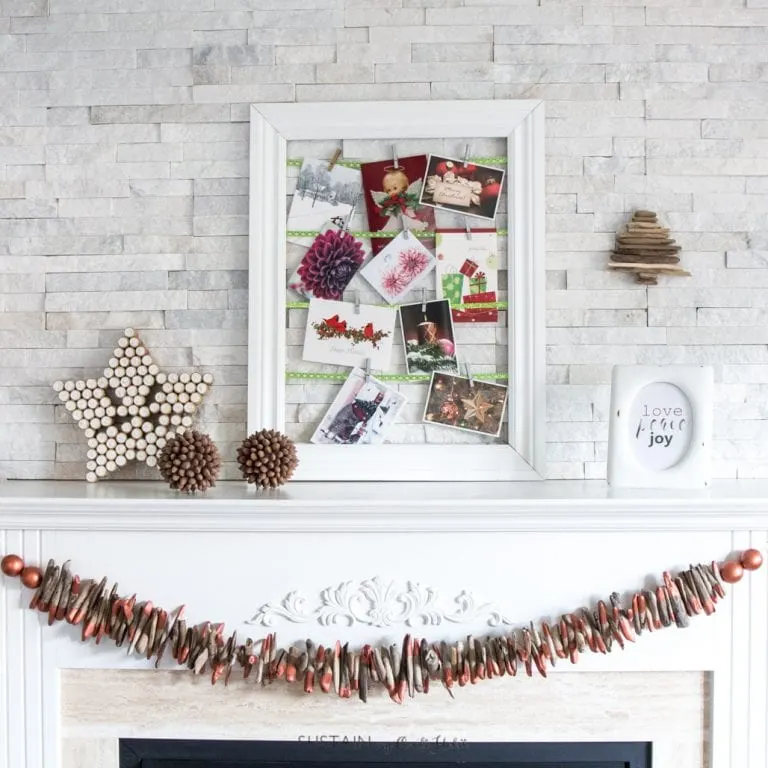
[1,479,768,531]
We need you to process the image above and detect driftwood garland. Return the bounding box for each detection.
[0,550,762,704]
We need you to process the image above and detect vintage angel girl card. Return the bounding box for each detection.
[360,155,436,256]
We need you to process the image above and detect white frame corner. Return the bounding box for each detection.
[248,100,545,481]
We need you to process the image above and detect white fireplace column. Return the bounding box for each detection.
[1,480,767,768]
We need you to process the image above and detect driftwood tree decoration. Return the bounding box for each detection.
[0,548,762,704]
[608,210,689,285]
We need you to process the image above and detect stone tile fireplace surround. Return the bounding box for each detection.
[1,480,767,768]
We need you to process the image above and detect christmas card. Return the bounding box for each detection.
[302,298,396,370]
[360,231,436,305]
[423,372,508,438]
[420,154,505,222]
[288,221,366,301]
[360,154,436,256]
[399,298,459,375]
[435,229,499,323]
[287,157,362,246]
[310,367,407,445]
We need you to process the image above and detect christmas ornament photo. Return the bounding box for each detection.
[310,366,407,445]
[420,154,505,222]
[399,298,459,375]
[424,372,508,438]
[608,365,713,488]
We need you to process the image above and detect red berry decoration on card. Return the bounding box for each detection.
[456,163,477,178]
[741,549,763,571]
[720,560,744,584]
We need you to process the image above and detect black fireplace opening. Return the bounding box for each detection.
[120,739,651,768]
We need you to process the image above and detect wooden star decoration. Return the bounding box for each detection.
[460,390,494,426]
[53,328,213,483]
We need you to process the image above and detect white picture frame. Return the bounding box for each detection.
[248,100,545,481]
[607,365,714,489]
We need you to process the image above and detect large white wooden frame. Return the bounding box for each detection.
[248,100,545,481]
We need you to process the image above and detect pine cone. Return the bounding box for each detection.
[157,430,221,493]
[237,429,298,488]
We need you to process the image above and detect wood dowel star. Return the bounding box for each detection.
[53,328,213,483]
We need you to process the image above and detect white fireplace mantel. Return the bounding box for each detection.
[1,479,767,768]
[2,479,768,531]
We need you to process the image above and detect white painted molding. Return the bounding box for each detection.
[247,100,546,482]
[247,576,513,628]
[2,480,768,531]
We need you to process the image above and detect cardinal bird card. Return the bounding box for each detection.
[360,230,436,305]
[435,229,499,323]
[302,298,396,370]
[287,157,362,246]
[360,154,436,256]
[423,372,508,438]
[420,154,505,222]
[311,367,407,445]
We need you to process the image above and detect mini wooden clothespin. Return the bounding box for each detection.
[354,292,361,314]
[465,221,472,240]
[343,194,358,232]
[327,148,342,171]
[463,144,471,168]
[364,359,372,380]
[421,288,427,313]
[465,362,475,388]
[392,144,399,169]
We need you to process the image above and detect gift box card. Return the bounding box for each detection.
[423,372,508,438]
[303,298,396,370]
[288,221,366,301]
[360,230,436,305]
[311,367,407,445]
[360,154,436,256]
[399,298,459,375]
[435,230,499,323]
[420,154,505,222]
[287,157,362,246]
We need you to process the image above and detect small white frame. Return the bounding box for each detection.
[248,100,545,481]
[607,365,714,489]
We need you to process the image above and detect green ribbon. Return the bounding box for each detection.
[285,301,508,310]
[286,371,508,382]
[287,229,508,239]
[286,157,507,169]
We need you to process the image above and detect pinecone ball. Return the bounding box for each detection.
[237,429,298,488]
[158,430,221,493]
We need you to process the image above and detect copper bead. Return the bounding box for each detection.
[720,560,744,584]
[740,548,764,571]
[1,554,24,577]
[20,566,43,589]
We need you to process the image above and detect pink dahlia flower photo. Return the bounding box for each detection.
[381,268,408,297]
[297,229,365,300]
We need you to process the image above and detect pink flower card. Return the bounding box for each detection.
[359,231,436,305]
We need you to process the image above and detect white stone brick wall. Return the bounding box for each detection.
[1,0,767,481]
